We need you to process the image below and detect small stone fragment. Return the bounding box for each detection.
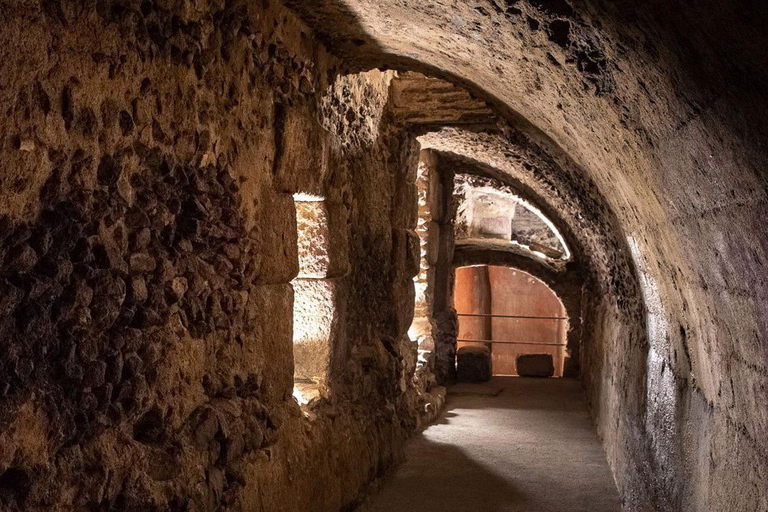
[130,276,148,302]
[4,245,38,273]
[516,354,555,378]
[130,253,156,273]
[194,408,219,447]
[457,345,492,382]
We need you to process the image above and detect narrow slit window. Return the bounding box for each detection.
[292,194,335,406]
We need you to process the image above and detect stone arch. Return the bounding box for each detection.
[453,245,584,377]
[454,264,572,377]
[2,0,767,509]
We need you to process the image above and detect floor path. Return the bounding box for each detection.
[359,377,622,512]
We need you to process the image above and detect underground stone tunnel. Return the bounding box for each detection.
[0,0,767,511]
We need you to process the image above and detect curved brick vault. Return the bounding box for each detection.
[0,0,766,511]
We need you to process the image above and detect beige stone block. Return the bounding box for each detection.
[245,284,294,401]
[292,279,336,383]
[429,176,444,223]
[273,104,329,193]
[255,192,299,284]
[296,200,330,278]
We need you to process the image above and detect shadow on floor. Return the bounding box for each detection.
[356,377,622,512]
[441,377,591,413]
[356,435,526,512]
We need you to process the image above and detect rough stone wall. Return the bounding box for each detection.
[417,153,460,384]
[409,151,438,364]
[285,0,768,510]
[3,0,767,509]
[0,2,442,510]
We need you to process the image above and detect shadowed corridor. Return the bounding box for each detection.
[359,378,621,512]
[1,0,766,509]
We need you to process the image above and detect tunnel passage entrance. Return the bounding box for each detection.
[453,173,571,262]
[455,265,569,377]
[3,0,767,509]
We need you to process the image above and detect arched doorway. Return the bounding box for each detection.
[455,265,569,377]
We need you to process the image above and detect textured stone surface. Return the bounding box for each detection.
[1,0,767,510]
[292,278,335,383]
[517,354,556,378]
[286,1,768,510]
[295,200,330,279]
[0,2,442,511]
[457,346,492,382]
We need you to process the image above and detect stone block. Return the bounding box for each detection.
[255,192,298,284]
[296,200,330,278]
[426,221,440,266]
[457,345,492,382]
[273,104,329,194]
[516,354,555,378]
[473,215,512,240]
[429,176,444,223]
[245,284,294,401]
[438,226,455,264]
[326,202,350,278]
[293,279,336,383]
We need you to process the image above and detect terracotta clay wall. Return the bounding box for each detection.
[0,2,441,510]
[487,266,566,376]
[454,265,492,348]
[455,265,567,376]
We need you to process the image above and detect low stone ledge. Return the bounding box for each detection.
[516,354,555,378]
[457,345,492,382]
